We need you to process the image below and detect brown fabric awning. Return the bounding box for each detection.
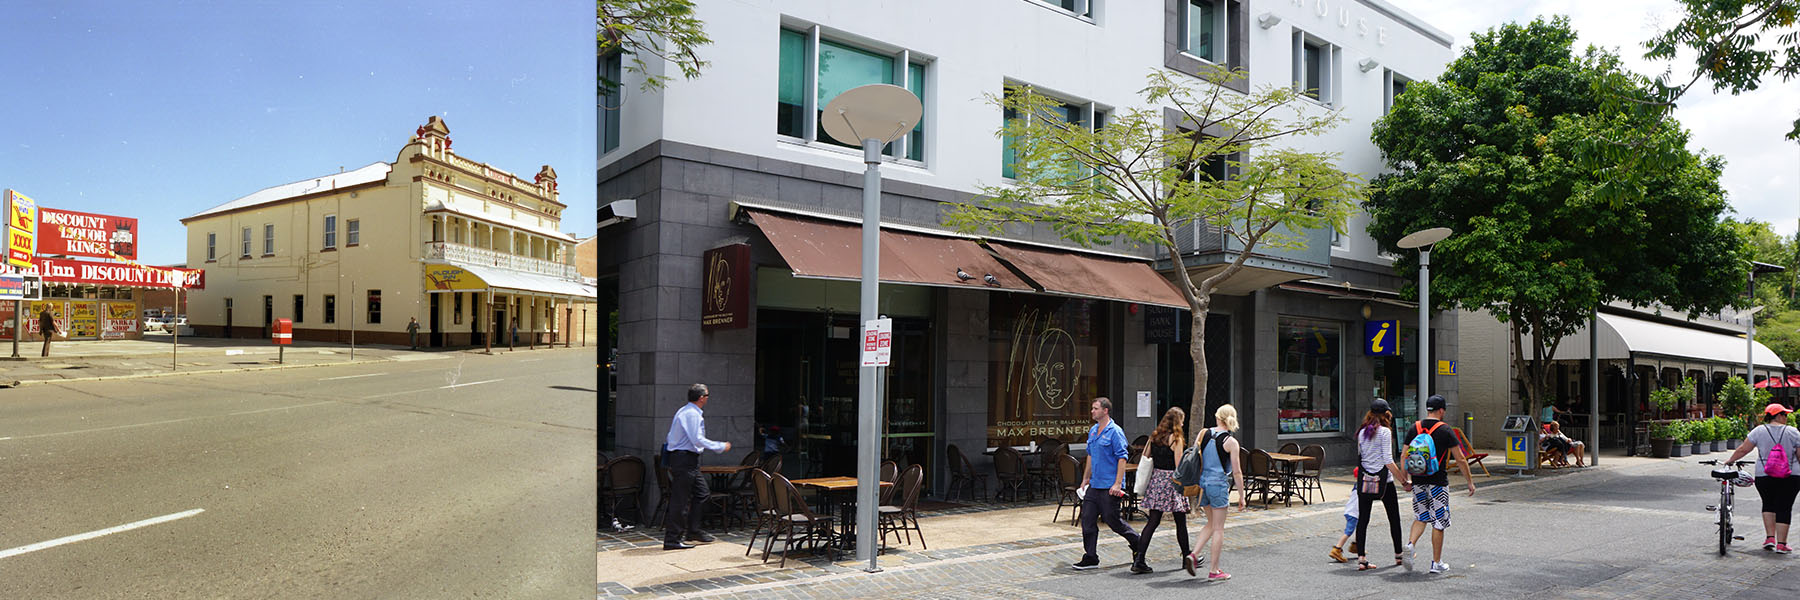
[987,242,1188,308]
[745,209,1034,292]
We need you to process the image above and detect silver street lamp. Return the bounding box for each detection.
[1397,227,1452,422]
[819,83,921,573]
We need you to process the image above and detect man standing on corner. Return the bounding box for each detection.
[1401,394,1475,575]
[38,307,57,357]
[406,317,420,350]
[1072,396,1142,571]
[663,383,731,551]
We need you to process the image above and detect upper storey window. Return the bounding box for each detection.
[777,26,928,163]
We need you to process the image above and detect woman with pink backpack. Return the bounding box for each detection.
[1725,403,1800,554]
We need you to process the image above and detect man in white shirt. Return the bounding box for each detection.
[663,383,732,550]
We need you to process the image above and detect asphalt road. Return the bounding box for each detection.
[0,349,595,599]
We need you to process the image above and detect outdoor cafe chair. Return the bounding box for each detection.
[993,446,1030,502]
[650,454,672,525]
[1296,444,1326,504]
[946,444,988,502]
[1054,453,1083,525]
[600,455,646,527]
[769,474,838,567]
[745,469,777,559]
[1246,449,1275,505]
[879,464,927,550]
[879,460,900,506]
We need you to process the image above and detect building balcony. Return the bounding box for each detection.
[1161,221,1333,295]
[424,242,578,279]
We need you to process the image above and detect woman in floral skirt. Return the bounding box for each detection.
[1133,407,1196,575]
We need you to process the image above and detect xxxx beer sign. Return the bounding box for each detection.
[3,189,38,269]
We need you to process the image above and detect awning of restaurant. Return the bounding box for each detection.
[986,242,1187,309]
[743,209,1035,292]
[1550,311,1783,369]
[423,262,593,298]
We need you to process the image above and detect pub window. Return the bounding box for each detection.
[240,227,251,258]
[324,294,336,324]
[453,293,464,324]
[1277,317,1343,435]
[367,289,381,324]
[206,232,216,261]
[263,223,275,255]
[347,219,360,246]
[293,294,305,323]
[323,215,337,249]
[987,294,1111,448]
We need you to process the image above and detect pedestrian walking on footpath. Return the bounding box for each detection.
[1351,399,1409,571]
[662,383,732,551]
[406,317,420,349]
[1725,402,1800,553]
[1401,395,1475,575]
[1328,486,1360,563]
[1071,397,1141,571]
[37,307,57,357]
[1188,404,1246,582]
[1135,407,1192,575]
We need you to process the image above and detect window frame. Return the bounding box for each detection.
[367,289,381,325]
[323,214,337,250]
[1383,68,1412,114]
[206,232,216,262]
[777,25,929,165]
[293,294,305,324]
[1000,83,1110,180]
[1026,0,1095,20]
[1179,0,1228,64]
[453,292,464,325]
[1275,316,1344,438]
[600,52,623,155]
[346,219,360,247]
[240,227,251,258]
[324,294,336,324]
[262,223,275,256]
[1291,30,1341,107]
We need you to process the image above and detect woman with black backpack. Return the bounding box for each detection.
[1186,404,1246,581]
[1352,399,1410,571]
[1725,403,1800,554]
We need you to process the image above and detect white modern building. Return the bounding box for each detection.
[599,1,1456,488]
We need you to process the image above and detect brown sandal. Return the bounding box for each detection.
[1357,560,1377,571]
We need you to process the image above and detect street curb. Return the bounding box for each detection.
[14,357,399,386]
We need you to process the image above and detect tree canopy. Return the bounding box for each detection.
[1367,17,1750,411]
[947,69,1364,436]
[1645,0,1800,140]
[598,0,711,94]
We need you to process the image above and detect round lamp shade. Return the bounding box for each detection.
[820,84,922,146]
[1396,227,1453,249]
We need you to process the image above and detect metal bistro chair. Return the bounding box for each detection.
[879,460,901,506]
[744,469,778,559]
[1054,453,1083,525]
[600,455,646,527]
[1295,444,1326,504]
[1032,439,1066,497]
[1278,442,1301,456]
[650,454,673,525]
[769,475,839,567]
[1246,449,1275,505]
[945,444,988,502]
[879,464,927,550]
[993,446,1030,502]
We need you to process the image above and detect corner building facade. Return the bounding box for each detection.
[183,117,588,347]
[601,1,1460,497]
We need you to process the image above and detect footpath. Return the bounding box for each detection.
[598,452,1662,599]
[0,333,584,385]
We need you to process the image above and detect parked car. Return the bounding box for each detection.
[143,317,171,332]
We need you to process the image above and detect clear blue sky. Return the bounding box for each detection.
[0,1,596,266]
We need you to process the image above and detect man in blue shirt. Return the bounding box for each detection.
[663,383,732,550]
[1073,397,1142,571]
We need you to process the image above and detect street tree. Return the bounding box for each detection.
[1645,0,1800,140]
[598,0,711,95]
[945,69,1364,436]
[1367,18,1749,416]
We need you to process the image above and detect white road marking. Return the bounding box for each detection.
[228,400,337,416]
[518,359,542,363]
[0,509,204,560]
[8,402,339,440]
[439,379,501,389]
[320,373,387,381]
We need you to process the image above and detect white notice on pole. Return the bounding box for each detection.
[1136,391,1152,419]
[862,318,893,367]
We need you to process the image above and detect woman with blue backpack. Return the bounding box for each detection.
[1725,403,1800,554]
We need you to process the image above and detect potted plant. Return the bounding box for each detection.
[1669,421,1691,457]
[1692,419,1711,455]
[1650,421,1675,458]
[1723,417,1748,450]
[1649,386,1683,458]
[1709,417,1726,453]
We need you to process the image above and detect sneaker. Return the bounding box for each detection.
[1429,561,1450,574]
[1767,537,1779,551]
[1779,543,1793,554]
[1184,553,1197,576]
[1207,571,1231,581]
[1329,546,1346,563]
[1401,544,1415,572]
[1071,556,1100,570]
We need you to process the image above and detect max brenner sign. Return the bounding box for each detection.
[701,244,750,330]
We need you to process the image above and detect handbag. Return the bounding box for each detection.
[1133,452,1154,496]
[1358,470,1383,495]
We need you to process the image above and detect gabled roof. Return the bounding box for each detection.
[184,162,391,222]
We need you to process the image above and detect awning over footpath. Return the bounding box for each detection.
[423,262,593,298]
[743,207,1188,309]
[1550,311,1783,370]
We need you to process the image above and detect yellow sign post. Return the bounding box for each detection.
[3,189,37,269]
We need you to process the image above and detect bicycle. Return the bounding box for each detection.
[1700,459,1756,555]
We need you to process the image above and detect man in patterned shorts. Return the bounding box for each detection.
[1401,395,1475,575]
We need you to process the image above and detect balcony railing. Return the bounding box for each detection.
[1173,220,1333,268]
[424,242,578,279]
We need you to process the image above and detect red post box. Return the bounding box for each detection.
[272,318,292,345]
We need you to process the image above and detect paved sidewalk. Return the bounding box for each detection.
[0,333,588,385]
[597,453,1624,599]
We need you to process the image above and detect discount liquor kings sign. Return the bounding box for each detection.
[37,208,136,260]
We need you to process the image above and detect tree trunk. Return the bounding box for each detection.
[1188,306,1210,440]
